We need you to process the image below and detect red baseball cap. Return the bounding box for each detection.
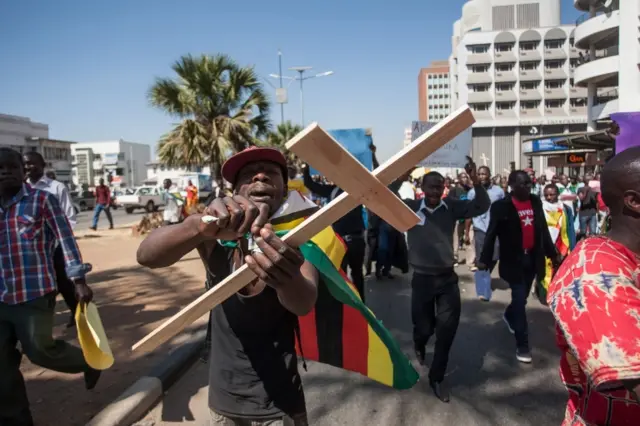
[221,146,288,185]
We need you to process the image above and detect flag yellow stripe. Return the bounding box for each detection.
[367,326,394,386]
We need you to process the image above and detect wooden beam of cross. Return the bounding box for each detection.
[286,127,420,233]
[131,105,475,353]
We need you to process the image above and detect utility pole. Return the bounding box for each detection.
[278,50,284,125]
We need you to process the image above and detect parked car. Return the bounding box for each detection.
[71,190,96,214]
[116,186,164,214]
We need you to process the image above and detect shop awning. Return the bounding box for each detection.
[522,130,614,156]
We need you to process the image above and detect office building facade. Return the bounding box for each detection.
[72,140,151,188]
[418,61,452,123]
[448,0,590,174]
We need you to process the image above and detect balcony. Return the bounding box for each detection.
[494,51,517,63]
[519,89,542,100]
[470,109,493,120]
[544,87,567,99]
[575,9,620,50]
[569,105,587,115]
[570,86,587,97]
[468,91,493,103]
[467,72,492,84]
[519,50,541,61]
[544,48,567,60]
[495,109,517,118]
[495,71,517,82]
[544,68,568,79]
[573,46,619,87]
[545,107,567,116]
[467,52,492,65]
[520,108,541,117]
[569,46,581,58]
[519,70,542,81]
[494,90,517,102]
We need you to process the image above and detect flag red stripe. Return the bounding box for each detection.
[298,308,319,361]
[341,303,369,375]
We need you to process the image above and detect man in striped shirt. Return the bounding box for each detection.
[0,147,100,426]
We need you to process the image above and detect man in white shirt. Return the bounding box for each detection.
[162,178,182,225]
[24,152,78,327]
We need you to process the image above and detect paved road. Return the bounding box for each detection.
[75,207,147,229]
[138,263,566,426]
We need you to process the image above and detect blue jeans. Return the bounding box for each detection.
[92,204,113,229]
[505,253,536,351]
[579,215,597,236]
[377,222,398,275]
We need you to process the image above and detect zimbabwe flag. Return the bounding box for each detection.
[271,192,419,390]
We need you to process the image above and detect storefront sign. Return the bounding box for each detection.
[520,117,586,126]
[524,136,568,153]
[566,153,586,164]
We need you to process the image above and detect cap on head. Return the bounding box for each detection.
[221,146,288,185]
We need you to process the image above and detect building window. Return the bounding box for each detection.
[495,43,514,52]
[470,103,491,111]
[495,83,515,91]
[117,153,125,160]
[94,154,102,160]
[519,41,538,51]
[469,83,491,92]
[544,40,564,50]
[520,61,538,71]
[468,44,490,54]
[496,101,516,110]
[545,80,564,89]
[545,99,564,109]
[495,63,514,72]
[520,81,539,90]
[545,59,564,70]
[520,101,539,110]
[469,64,490,73]
[570,98,586,107]
[569,58,579,69]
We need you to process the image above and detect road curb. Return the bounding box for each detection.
[86,326,207,426]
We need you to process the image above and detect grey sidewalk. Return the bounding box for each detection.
[138,266,566,426]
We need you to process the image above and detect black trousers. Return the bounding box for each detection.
[411,270,461,383]
[340,235,366,300]
[53,246,77,317]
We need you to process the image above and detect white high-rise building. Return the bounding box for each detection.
[449,0,590,174]
[573,0,638,128]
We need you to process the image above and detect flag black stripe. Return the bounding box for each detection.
[314,278,344,367]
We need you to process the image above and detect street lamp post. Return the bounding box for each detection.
[270,67,334,126]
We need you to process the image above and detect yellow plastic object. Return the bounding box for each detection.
[75,302,114,370]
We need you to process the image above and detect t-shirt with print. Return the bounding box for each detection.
[548,236,640,426]
[511,198,534,250]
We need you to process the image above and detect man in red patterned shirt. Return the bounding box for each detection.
[548,146,640,425]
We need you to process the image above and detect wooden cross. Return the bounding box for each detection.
[132,106,475,353]
[480,153,490,166]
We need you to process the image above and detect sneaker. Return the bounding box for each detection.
[502,313,515,335]
[516,349,532,364]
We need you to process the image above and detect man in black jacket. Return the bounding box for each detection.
[478,170,559,364]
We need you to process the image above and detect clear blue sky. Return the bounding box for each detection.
[0,0,581,162]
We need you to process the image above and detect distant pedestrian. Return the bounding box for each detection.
[90,178,114,230]
[161,178,182,226]
[24,151,79,327]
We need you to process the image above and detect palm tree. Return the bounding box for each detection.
[149,54,271,182]
[264,120,304,164]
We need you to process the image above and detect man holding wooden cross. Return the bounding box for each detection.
[137,146,318,426]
